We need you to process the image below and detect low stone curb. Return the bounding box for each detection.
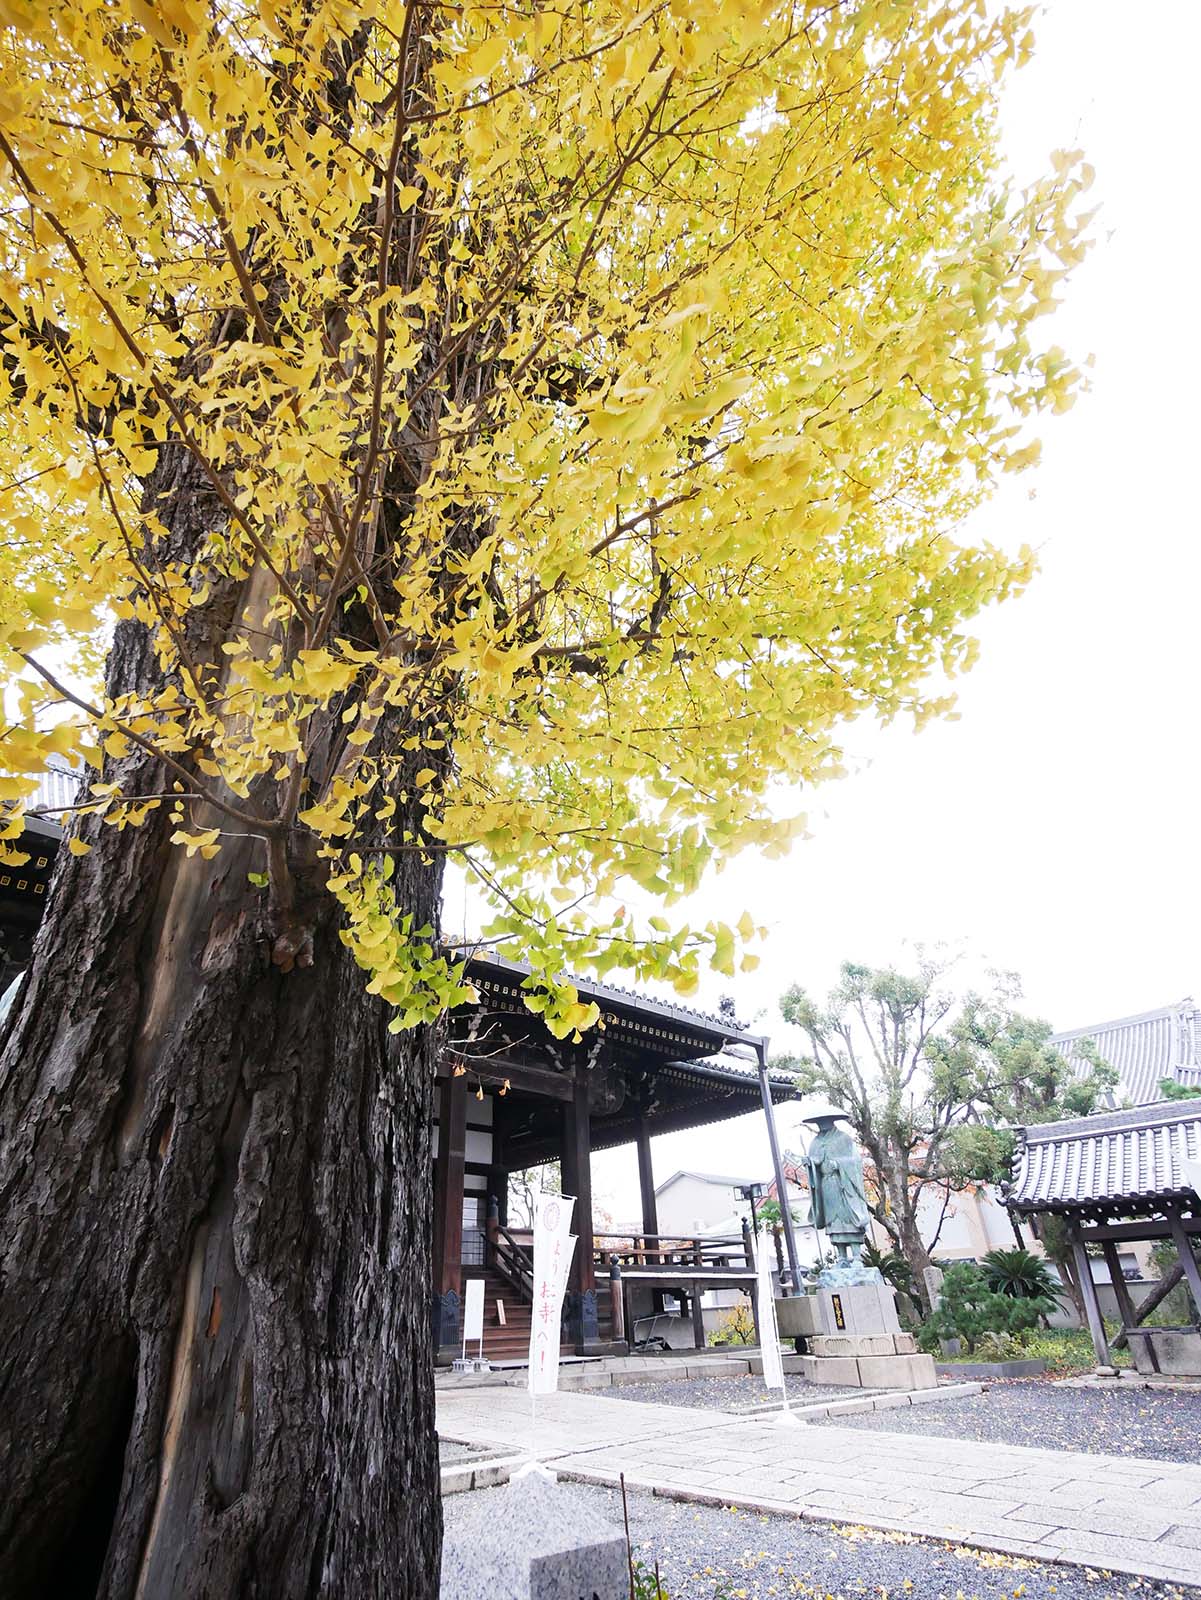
[440,1452,529,1496]
[726,1380,983,1419]
[435,1353,757,1392]
[552,1468,1200,1588]
[935,1359,1046,1380]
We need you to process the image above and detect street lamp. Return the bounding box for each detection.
[737,1180,765,1234]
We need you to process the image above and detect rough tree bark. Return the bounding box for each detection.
[0,446,444,1599]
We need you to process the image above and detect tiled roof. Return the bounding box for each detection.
[465,949,764,1047]
[30,759,80,816]
[1006,1099,1201,1215]
[1051,999,1201,1107]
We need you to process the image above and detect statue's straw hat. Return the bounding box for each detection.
[800,1102,851,1125]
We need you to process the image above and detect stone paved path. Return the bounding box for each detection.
[437,1386,1201,1587]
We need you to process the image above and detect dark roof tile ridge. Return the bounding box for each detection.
[1020,1098,1201,1143]
[1051,1000,1198,1043]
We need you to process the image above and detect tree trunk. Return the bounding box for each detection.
[0,453,444,1598]
[873,1162,933,1318]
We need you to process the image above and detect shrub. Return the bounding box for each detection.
[631,1559,670,1599]
[1021,1326,1131,1375]
[981,1247,1061,1304]
[921,1261,1056,1353]
[973,1330,1025,1361]
[706,1301,756,1347]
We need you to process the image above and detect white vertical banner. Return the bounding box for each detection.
[463,1277,485,1356]
[755,1231,785,1393]
[528,1191,576,1395]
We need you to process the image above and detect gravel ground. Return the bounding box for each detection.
[593,1373,862,1410]
[438,1438,486,1464]
[811,1382,1201,1463]
[448,1481,1199,1599]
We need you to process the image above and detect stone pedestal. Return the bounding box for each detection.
[815,1282,900,1336]
[776,1279,936,1391]
[775,1281,899,1338]
[799,1331,937,1390]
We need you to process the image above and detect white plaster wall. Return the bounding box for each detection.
[655,1173,746,1235]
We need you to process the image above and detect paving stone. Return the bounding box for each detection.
[438,1381,1201,1586]
[986,1480,1104,1510]
[685,1357,743,1377]
[1006,1502,1178,1542]
[1139,1476,1201,1507]
[1091,1494,1201,1528]
[1036,1528,1200,1583]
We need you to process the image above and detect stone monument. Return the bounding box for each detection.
[441,1472,628,1600]
[774,1105,937,1391]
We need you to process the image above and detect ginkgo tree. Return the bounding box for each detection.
[0,2,1089,1596]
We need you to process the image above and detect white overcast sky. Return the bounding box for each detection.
[585,0,1201,1221]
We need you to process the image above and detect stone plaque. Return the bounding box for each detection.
[830,1293,845,1330]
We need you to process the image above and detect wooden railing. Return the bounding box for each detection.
[487,1222,535,1303]
[591,1229,755,1274]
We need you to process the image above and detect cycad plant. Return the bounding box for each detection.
[982,1247,1062,1303]
[862,1240,916,1298]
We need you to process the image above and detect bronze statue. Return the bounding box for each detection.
[804,1107,871,1270]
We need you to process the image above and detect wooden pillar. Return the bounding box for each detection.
[1103,1237,1158,1373]
[691,1282,706,1350]
[1069,1223,1110,1368]
[562,1070,600,1351]
[431,1072,467,1358]
[1168,1210,1201,1318]
[609,1260,626,1347]
[1101,1240,1138,1331]
[636,1113,658,1245]
[636,1115,666,1312]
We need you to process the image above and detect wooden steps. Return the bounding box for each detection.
[463,1266,613,1362]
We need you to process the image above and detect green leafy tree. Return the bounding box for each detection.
[938,1006,1117,1306]
[507,1162,562,1229]
[780,959,1115,1309]
[1160,1078,1201,1101]
[781,957,972,1306]
[937,1006,1118,1145]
